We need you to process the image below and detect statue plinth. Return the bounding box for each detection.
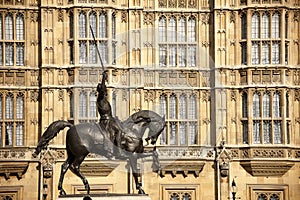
[57,194,151,200]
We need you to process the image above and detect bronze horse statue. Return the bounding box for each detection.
[32,110,165,195]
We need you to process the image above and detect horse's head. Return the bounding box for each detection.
[145,115,166,145]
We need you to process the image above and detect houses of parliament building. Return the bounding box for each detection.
[0,0,300,199]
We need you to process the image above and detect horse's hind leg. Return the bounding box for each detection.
[69,155,90,195]
[58,155,74,196]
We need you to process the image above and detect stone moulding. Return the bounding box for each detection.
[240,161,294,177]
[160,161,205,177]
[0,162,29,180]
[80,162,119,177]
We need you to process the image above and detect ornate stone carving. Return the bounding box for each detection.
[16,72,25,85]
[201,13,210,24]
[80,162,119,176]
[230,11,236,23]
[0,162,29,180]
[188,0,196,8]
[121,11,127,23]
[58,9,64,22]
[30,90,39,102]
[178,0,186,8]
[240,161,294,177]
[230,90,237,101]
[160,161,205,177]
[202,90,210,102]
[158,0,167,7]
[0,150,26,159]
[30,11,39,22]
[144,90,155,102]
[143,12,154,25]
[58,89,64,101]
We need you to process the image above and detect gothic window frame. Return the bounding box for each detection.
[158,92,199,146]
[0,92,25,147]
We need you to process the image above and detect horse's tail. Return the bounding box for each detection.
[32,120,73,158]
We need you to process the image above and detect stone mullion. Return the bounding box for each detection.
[280,9,286,65]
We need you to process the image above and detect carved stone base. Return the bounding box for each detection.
[57,194,151,200]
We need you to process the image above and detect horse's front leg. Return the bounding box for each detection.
[129,153,145,194]
[139,147,162,176]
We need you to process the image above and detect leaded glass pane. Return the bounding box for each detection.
[189,94,197,119]
[5,14,13,40]
[179,122,187,145]
[179,94,187,119]
[188,45,196,67]
[189,122,197,145]
[79,92,87,118]
[274,121,282,144]
[99,41,107,64]
[241,14,247,39]
[178,45,186,67]
[79,41,87,64]
[242,121,248,144]
[79,12,86,38]
[89,42,97,64]
[16,95,23,119]
[252,42,259,64]
[273,92,281,117]
[272,42,280,64]
[252,13,259,38]
[263,93,270,117]
[170,193,179,200]
[257,193,267,200]
[262,13,270,38]
[69,12,74,38]
[169,94,177,119]
[262,42,270,64]
[182,193,191,200]
[253,121,261,143]
[89,12,96,38]
[178,17,186,42]
[5,123,12,146]
[170,122,177,145]
[0,44,2,65]
[188,17,196,42]
[0,14,2,40]
[169,45,176,67]
[5,43,13,66]
[16,43,24,66]
[263,121,272,143]
[272,12,280,38]
[241,43,247,64]
[89,92,97,118]
[112,14,116,39]
[6,94,13,119]
[16,14,24,40]
[242,92,248,118]
[159,16,166,42]
[159,95,167,145]
[16,124,23,146]
[168,17,176,42]
[99,13,107,38]
[0,94,2,119]
[253,93,260,118]
[159,45,167,67]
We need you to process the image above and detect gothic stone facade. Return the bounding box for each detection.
[0,0,300,200]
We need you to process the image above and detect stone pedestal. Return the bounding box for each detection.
[57,194,151,200]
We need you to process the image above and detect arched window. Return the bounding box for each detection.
[272,42,280,64]
[89,12,97,38]
[263,121,271,144]
[241,13,247,39]
[168,17,176,42]
[272,12,280,38]
[0,14,2,40]
[159,16,166,42]
[262,42,270,64]
[16,13,24,40]
[89,92,97,118]
[16,43,24,66]
[5,13,13,40]
[169,93,177,119]
[253,121,261,143]
[189,94,197,119]
[112,13,116,39]
[69,12,74,38]
[263,93,270,117]
[253,93,260,118]
[159,94,167,144]
[5,93,13,119]
[251,13,259,38]
[188,17,196,42]
[273,92,280,117]
[5,123,13,146]
[16,94,24,119]
[262,13,270,38]
[99,41,107,64]
[79,12,86,38]
[178,17,186,42]
[99,13,107,38]
[5,43,13,66]
[179,94,187,119]
[252,42,260,64]
[179,122,187,145]
[79,91,87,118]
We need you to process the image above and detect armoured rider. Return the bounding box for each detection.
[97,71,123,159]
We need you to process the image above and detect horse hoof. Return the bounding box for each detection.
[83,195,92,200]
[59,189,66,196]
[138,189,146,195]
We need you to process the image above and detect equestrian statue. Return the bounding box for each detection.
[32,70,166,196]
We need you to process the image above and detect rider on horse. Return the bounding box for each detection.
[97,71,123,159]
